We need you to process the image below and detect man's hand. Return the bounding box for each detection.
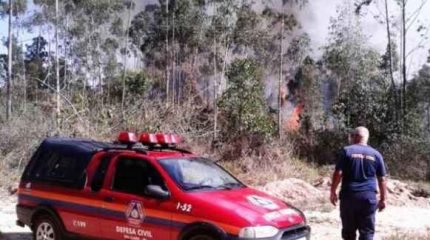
[377,176,387,212]
[330,191,338,206]
[378,200,386,212]
[330,170,342,206]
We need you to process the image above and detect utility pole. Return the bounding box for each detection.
[6,0,13,120]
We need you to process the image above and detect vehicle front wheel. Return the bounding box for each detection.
[33,215,64,240]
[188,234,217,240]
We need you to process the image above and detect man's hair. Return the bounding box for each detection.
[353,126,369,144]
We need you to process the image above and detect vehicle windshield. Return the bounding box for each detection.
[159,158,244,191]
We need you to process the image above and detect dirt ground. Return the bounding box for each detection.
[1,178,429,240]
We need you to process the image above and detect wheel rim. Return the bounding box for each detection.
[36,222,56,240]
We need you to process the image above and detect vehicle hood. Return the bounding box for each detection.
[188,187,305,228]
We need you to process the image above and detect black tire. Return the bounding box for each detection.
[32,215,65,240]
[188,234,217,240]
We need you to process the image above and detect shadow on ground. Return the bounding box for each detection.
[0,233,32,240]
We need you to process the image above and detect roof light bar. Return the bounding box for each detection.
[118,132,138,145]
[139,133,183,146]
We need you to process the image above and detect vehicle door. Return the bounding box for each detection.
[99,154,175,240]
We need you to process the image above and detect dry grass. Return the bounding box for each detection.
[384,230,430,240]
[220,140,321,186]
[0,101,320,190]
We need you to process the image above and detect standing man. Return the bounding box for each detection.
[330,126,387,240]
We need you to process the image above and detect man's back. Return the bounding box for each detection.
[336,144,386,194]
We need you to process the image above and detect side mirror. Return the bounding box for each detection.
[145,185,170,200]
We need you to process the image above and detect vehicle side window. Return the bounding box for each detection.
[112,158,165,196]
[91,156,112,192]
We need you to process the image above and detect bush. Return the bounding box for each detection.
[381,135,430,181]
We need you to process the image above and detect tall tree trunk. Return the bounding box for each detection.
[172,3,176,106]
[401,0,407,118]
[121,5,132,116]
[213,38,218,141]
[278,4,285,139]
[55,0,61,132]
[6,0,13,120]
[165,0,170,106]
[64,14,68,93]
[22,42,26,113]
[384,0,398,119]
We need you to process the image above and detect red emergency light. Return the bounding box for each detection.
[139,133,183,146]
[117,131,138,144]
[139,133,158,145]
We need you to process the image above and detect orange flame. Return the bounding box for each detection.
[285,103,304,132]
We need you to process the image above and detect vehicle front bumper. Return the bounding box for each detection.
[233,224,311,240]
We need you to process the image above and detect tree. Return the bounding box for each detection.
[32,0,133,106]
[0,0,28,119]
[218,58,275,139]
[24,36,49,99]
[323,2,398,143]
[407,64,430,134]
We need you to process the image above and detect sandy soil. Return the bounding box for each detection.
[306,206,430,240]
[0,190,31,240]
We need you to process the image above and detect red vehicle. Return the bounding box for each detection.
[16,132,311,240]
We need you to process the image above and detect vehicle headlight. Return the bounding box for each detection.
[238,226,280,238]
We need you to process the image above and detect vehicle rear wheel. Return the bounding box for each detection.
[33,215,64,240]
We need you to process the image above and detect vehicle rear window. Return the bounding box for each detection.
[23,142,93,189]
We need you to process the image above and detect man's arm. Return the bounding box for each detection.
[377,176,387,211]
[330,170,342,206]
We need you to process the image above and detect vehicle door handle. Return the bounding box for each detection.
[104,196,115,203]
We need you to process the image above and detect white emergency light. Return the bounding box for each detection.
[139,133,183,147]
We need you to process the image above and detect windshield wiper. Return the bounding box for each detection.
[216,182,244,190]
[185,185,216,191]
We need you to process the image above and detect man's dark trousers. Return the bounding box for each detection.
[340,191,377,240]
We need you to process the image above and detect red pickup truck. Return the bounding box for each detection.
[16,132,311,240]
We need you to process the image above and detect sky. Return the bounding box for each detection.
[300,0,430,76]
[0,0,429,75]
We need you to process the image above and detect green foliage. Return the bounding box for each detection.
[109,71,153,101]
[219,59,275,139]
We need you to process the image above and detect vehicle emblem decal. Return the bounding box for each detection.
[126,201,145,225]
[247,195,279,210]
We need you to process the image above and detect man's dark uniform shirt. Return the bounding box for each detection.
[336,144,387,240]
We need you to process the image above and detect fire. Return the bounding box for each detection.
[285,103,304,131]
